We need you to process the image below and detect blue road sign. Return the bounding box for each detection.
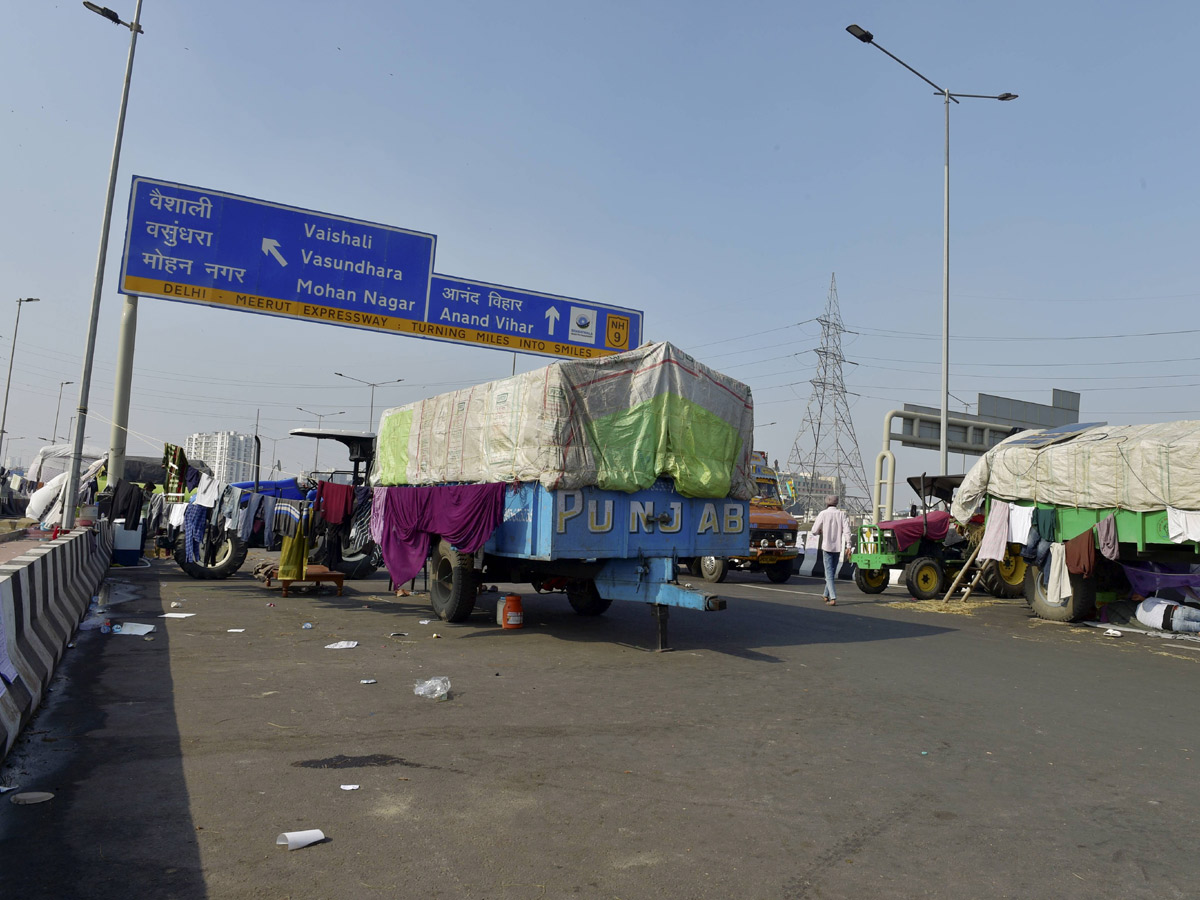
[119,175,644,359]
[428,274,642,359]
[120,175,436,334]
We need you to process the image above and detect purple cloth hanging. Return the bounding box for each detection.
[376,483,508,587]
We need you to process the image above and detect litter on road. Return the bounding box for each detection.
[414,676,451,700]
[325,641,358,650]
[10,792,55,805]
[113,623,156,636]
[276,829,325,851]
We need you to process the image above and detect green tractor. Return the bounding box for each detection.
[850,475,1026,600]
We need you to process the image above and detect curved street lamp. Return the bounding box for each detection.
[296,407,345,470]
[846,24,1017,475]
[333,373,404,429]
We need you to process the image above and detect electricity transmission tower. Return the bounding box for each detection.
[786,274,872,517]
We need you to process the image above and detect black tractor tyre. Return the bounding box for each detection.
[905,556,945,601]
[699,556,729,584]
[1024,562,1096,622]
[765,560,793,584]
[430,538,478,622]
[566,579,613,616]
[174,532,248,580]
[854,566,890,594]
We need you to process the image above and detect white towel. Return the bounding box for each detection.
[1008,504,1034,548]
[1167,506,1200,543]
[1047,543,1072,604]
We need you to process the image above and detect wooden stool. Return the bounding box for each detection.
[266,564,345,598]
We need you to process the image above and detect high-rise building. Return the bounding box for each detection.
[185,431,255,484]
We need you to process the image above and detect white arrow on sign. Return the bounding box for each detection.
[545,306,560,335]
[262,238,287,267]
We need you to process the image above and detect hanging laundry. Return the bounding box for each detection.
[278,507,309,581]
[315,481,355,525]
[1046,543,1072,604]
[217,484,242,531]
[239,492,265,543]
[374,483,507,588]
[146,492,165,534]
[1033,507,1057,544]
[183,504,209,564]
[193,474,220,508]
[261,495,278,547]
[168,502,187,528]
[1007,503,1034,549]
[1097,513,1119,561]
[273,499,304,539]
[1166,506,1200,543]
[110,479,145,530]
[978,500,1011,562]
[162,443,189,503]
[1064,530,1096,578]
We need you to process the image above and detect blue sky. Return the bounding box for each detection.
[3,1,1198,502]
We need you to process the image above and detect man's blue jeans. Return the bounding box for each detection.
[823,550,840,600]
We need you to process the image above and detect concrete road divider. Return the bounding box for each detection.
[0,524,112,761]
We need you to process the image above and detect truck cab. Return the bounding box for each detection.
[690,451,802,584]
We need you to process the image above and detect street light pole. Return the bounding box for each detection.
[296,407,345,471]
[62,0,145,530]
[333,373,404,429]
[54,381,74,443]
[846,24,1016,475]
[0,298,41,466]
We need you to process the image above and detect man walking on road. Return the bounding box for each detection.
[810,494,852,606]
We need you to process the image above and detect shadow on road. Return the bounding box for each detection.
[0,562,206,899]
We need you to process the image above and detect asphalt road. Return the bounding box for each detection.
[1,556,1197,899]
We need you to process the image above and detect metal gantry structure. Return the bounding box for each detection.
[786,274,872,518]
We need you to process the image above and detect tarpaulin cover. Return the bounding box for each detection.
[371,342,755,499]
[952,421,1200,524]
[878,510,952,552]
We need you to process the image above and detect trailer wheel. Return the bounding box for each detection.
[765,560,793,584]
[854,566,889,594]
[430,539,478,622]
[1024,563,1095,622]
[904,556,945,601]
[699,556,729,584]
[174,532,247,580]
[566,579,613,616]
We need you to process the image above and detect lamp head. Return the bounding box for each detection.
[82,2,121,24]
[997,92,1018,101]
[846,24,874,43]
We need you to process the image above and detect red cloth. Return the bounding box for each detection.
[315,481,355,525]
[877,509,951,552]
[376,483,508,587]
[1064,530,1096,578]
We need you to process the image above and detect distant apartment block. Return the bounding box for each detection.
[185,431,255,484]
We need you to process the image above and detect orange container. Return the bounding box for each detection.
[501,593,524,629]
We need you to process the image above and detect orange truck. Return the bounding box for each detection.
[688,451,802,584]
